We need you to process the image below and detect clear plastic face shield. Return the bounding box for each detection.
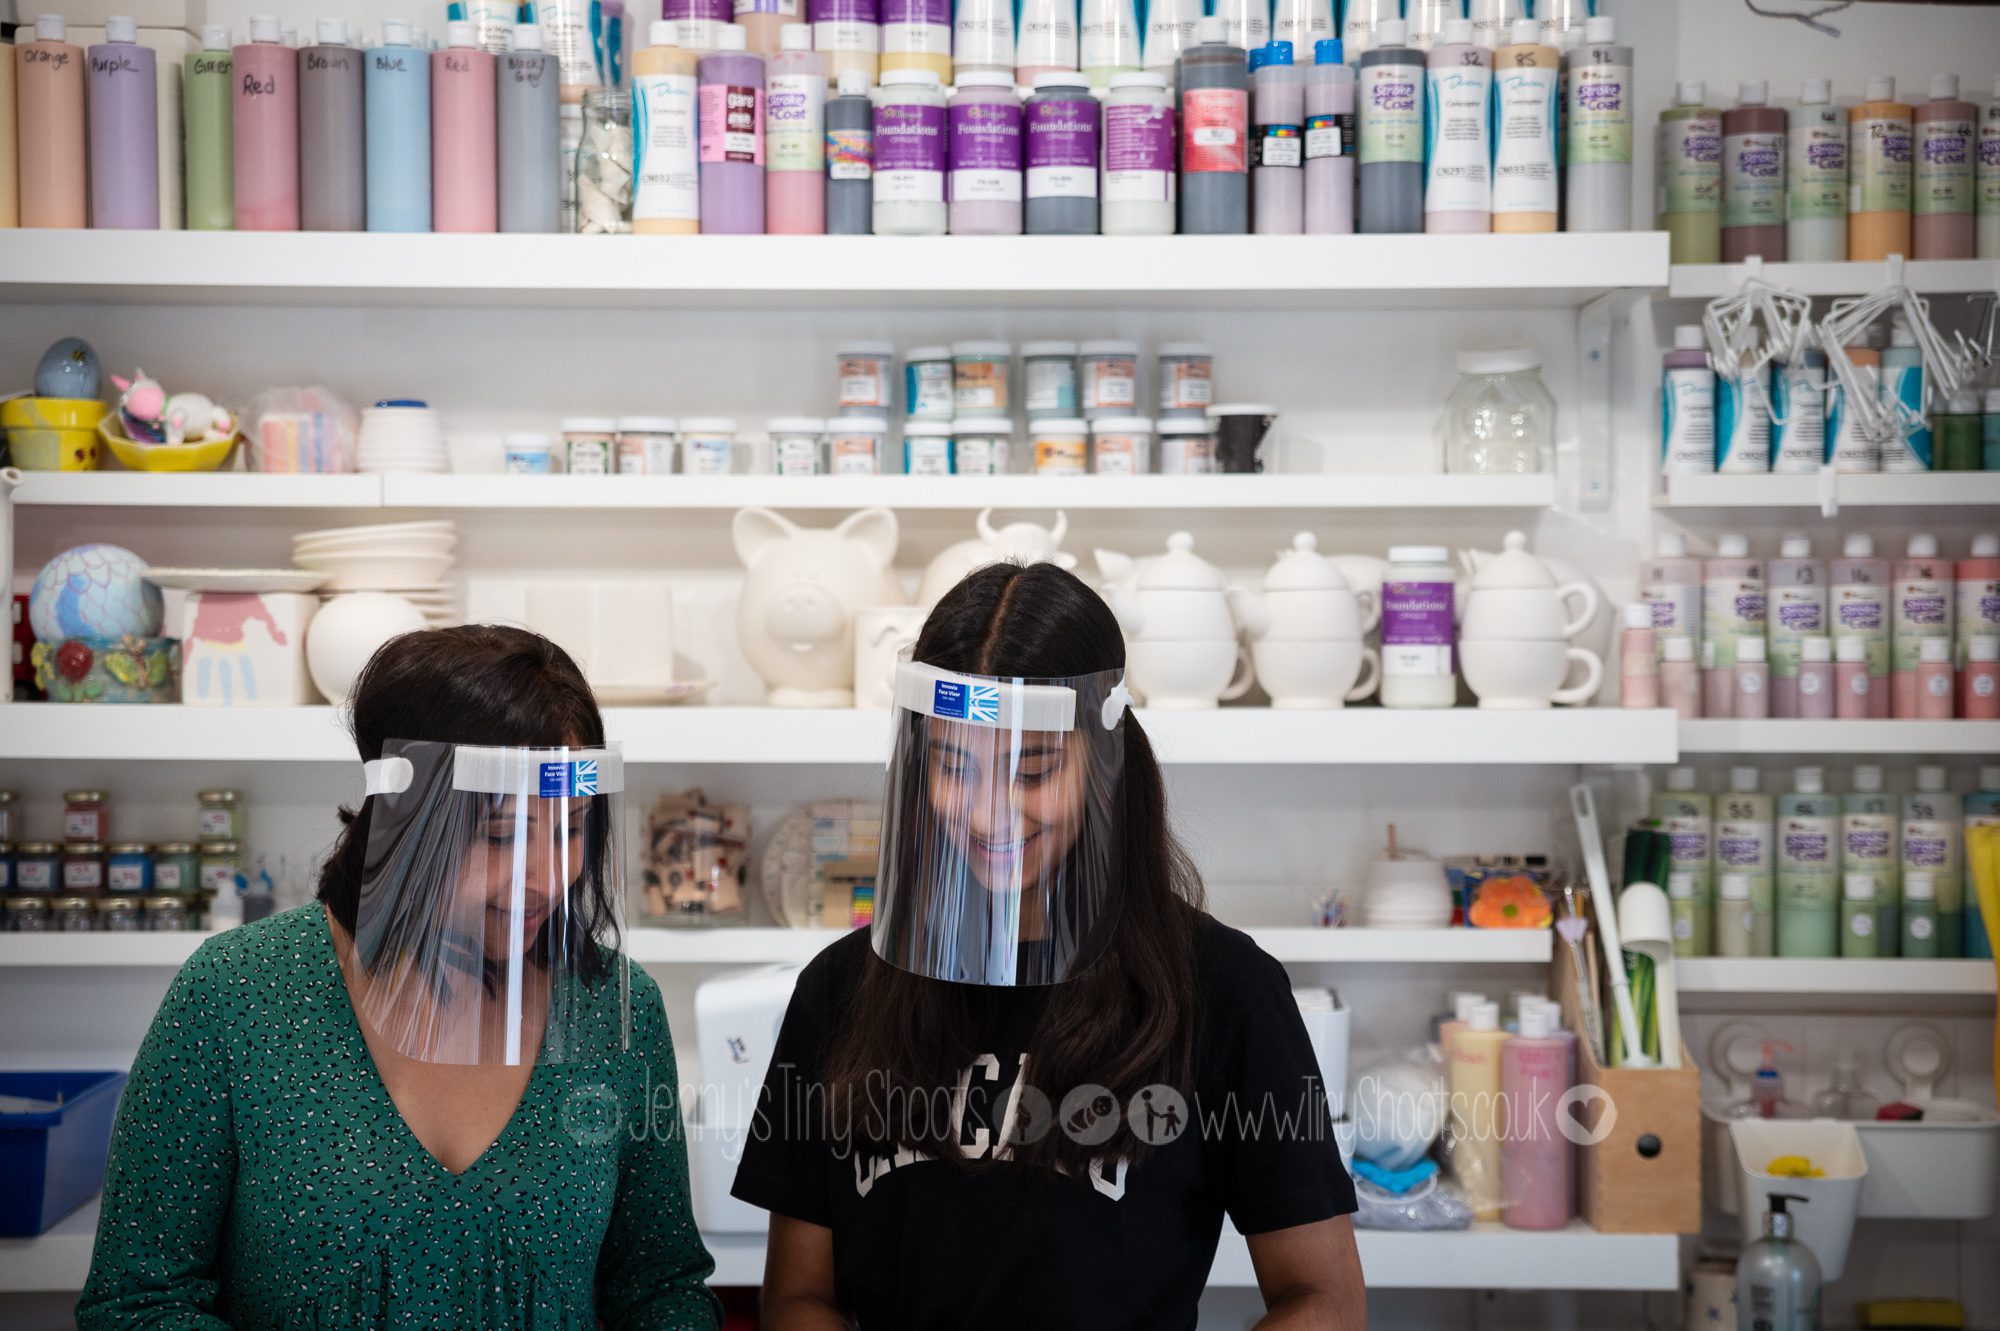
[872,661,1130,987]
[355,740,629,1065]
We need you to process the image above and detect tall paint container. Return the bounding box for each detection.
[365,19,431,231]
[88,16,161,229]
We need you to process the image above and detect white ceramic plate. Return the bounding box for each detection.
[293,539,457,559]
[294,550,458,590]
[592,680,717,706]
[292,519,457,543]
[143,567,332,593]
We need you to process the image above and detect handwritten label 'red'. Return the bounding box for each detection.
[446,53,472,73]
[242,71,278,95]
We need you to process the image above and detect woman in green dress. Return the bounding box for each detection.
[77,625,719,1330]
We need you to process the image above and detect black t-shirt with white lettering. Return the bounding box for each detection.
[730,914,1357,1330]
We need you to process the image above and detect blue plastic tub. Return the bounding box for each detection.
[0,1071,128,1236]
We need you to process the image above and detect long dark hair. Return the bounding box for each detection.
[316,624,620,985]
[822,562,1205,1176]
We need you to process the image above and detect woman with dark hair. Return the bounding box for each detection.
[78,625,719,1331]
[733,563,1365,1328]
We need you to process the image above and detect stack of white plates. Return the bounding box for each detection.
[293,521,461,625]
[357,404,447,474]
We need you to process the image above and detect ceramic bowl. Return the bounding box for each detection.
[100,417,240,473]
[293,549,458,591]
[3,396,105,471]
[1459,637,1603,709]
[1128,638,1254,710]
[1251,638,1380,709]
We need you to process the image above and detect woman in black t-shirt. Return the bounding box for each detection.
[732,562,1365,1330]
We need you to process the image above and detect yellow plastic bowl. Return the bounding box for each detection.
[99,415,242,473]
[1,396,106,471]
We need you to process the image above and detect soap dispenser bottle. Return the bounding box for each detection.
[1810,1050,1880,1120]
[1736,1193,1823,1331]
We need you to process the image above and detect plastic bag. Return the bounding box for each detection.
[1352,1046,1448,1172]
[244,385,358,473]
[1351,1160,1474,1232]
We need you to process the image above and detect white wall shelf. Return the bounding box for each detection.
[0,231,1669,312]
[13,472,383,509]
[1678,957,1996,997]
[1679,719,2000,756]
[1667,259,2000,300]
[1653,472,2000,513]
[0,705,1681,766]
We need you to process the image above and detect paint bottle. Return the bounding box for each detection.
[1703,534,1766,720]
[1178,17,1250,236]
[1797,636,1834,720]
[1848,76,1913,262]
[1716,873,1755,958]
[1964,639,1999,720]
[184,26,235,230]
[1300,39,1354,234]
[1917,638,1955,720]
[1658,81,1720,264]
[695,25,766,233]
[1835,636,1870,719]
[535,0,601,99]
[1641,530,1702,664]
[1939,391,1984,471]
[633,23,701,234]
[1903,765,1963,954]
[1719,768,1776,954]
[1251,42,1305,235]
[1825,346,1882,474]
[954,0,1014,79]
[298,18,364,232]
[1901,873,1940,960]
[1982,77,2000,260]
[881,0,950,81]
[1956,534,2000,705]
[1661,326,1716,478]
[1213,0,1269,56]
[1715,364,1771,475]
[432,22,498,232]
[1770,348,1826,475]
[498,24,561,233]
[1102,71,1175,235]
[1379,545,1458,710]
[1734,637,1770,719]
[365,20,430,232]
[1655,767,1714,955]
[1831,534,1891,717]
[1843,765,1898,940]
[1489,19,1556,235]
[1840,873,1878,959]
[811,0,877,85]
[82,16,160,230]
[1662,637,1699,719]
[1767,534,1826,718]
[1081,0,1141,88]
[1421,19,1490,235]
[1619,602,1658,709]
[1468,0,1524,51]
[1892,533,1952,719]
[1357,18,1423,233]
[1913,73,1976,261]
[765,24,826,233]
[824,68,873,233]
[1143,0,1200,73]
[0,26,14,227]
[737,0,807,58]
[1448,1000,1509,1222]
[1017,0,1078,83]
[16,15,87,229]
[1559,15,1629,233]
[1880,318,1933,473]
[873,69,946,235]
[1024,70,1100,234]
[233,16,301,230]
[667,0,731,53]
[1777,765,1840,959]
[1787,79,1846,261]
[1665,871,1699,956]
[1988,388,2000,470]
[945,70,1021,234]
[1720,79,1784,262]
[1272,0,1333,63]
[1499,1001,1573,1231]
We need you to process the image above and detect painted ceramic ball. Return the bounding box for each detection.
[33,337,102,400]
[28,543,163,644]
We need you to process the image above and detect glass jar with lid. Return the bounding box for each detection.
[108,843,153,894]
[198,790,246,844]
[64,789,109,844]
[144,895,192,931]
[52,895,96,932]
[7,896,51,932]
[153,843,201,894]
[99,896,143,932]
[200,842,243,897]
[14,843,61,894]
[0,842,13,894]
[1441,347,1557,475]
[0,790,16,843]
[62,842,107,896]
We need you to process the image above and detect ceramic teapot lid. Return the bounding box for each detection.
[1135,531,1227,591]
[1263,532,1354,593]
[1470,530,1557,591]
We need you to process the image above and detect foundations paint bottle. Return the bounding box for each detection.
[498,23,562,232]
[233,15,301,230]
[432,21,498,232]
[365,19,431,232]
[1490,19,1556,234]
[1848,76,1913,262]
[1721,79,1784,262]
[1103,70,1176,235]
[299,18,365,232]
[1913,73,1976,261]
[18,14,90,229]
[1025,70,1101,235]
[87,16,160,230]
[184,25,235,230]
[1658,80,1720,264]
[947,69,1023,235]
[1786,78,1845,261]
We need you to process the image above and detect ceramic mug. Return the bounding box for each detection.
[1460,586,1595,643]
[1251,638,1381,709]
[1128,638,1255,710]
[853,606,926,710]
[1459,638,1604,709]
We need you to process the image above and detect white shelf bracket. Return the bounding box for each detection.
[1572,289,1641,514]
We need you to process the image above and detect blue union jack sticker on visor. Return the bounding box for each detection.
[932,679,1001,723]
[538,759,600,798]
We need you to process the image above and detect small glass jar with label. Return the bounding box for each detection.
[198,790,246,844]
[1090,417,1154,475]
[144,894,192,932]
[200,842,243,897]
[7,896,52,932]
[1031,419,1089,475]
[1080,341,1141,417]
[1022,341,1080,420]
[99,896,143,932]
[615,418,678,474]
[952,418,1013,475]
[825,418,887,475]
[107,843,154,894]
[560,418,618,475]
[14,843,61,894]
[836,342,896,414]
[503,432,556,474]
[768,419,827,476]
[0,790,16,844]
[904,347,955,420]
[952,341,1012,415]
[680,419,739,476]
[63,789,109,845]
[52,895,96,932]
[1157,343,1215,416]
[901,421,955,476]
[62,842,107,896]
[153,843,201,895]
[0,842,12,894]
[1157,418,1219,474]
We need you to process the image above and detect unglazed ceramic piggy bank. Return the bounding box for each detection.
[915,508,1077,609]
[734,507,904,707]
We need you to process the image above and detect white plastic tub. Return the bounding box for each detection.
[1728,1118,1867,1282]
[1851,1100,2000,1220]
